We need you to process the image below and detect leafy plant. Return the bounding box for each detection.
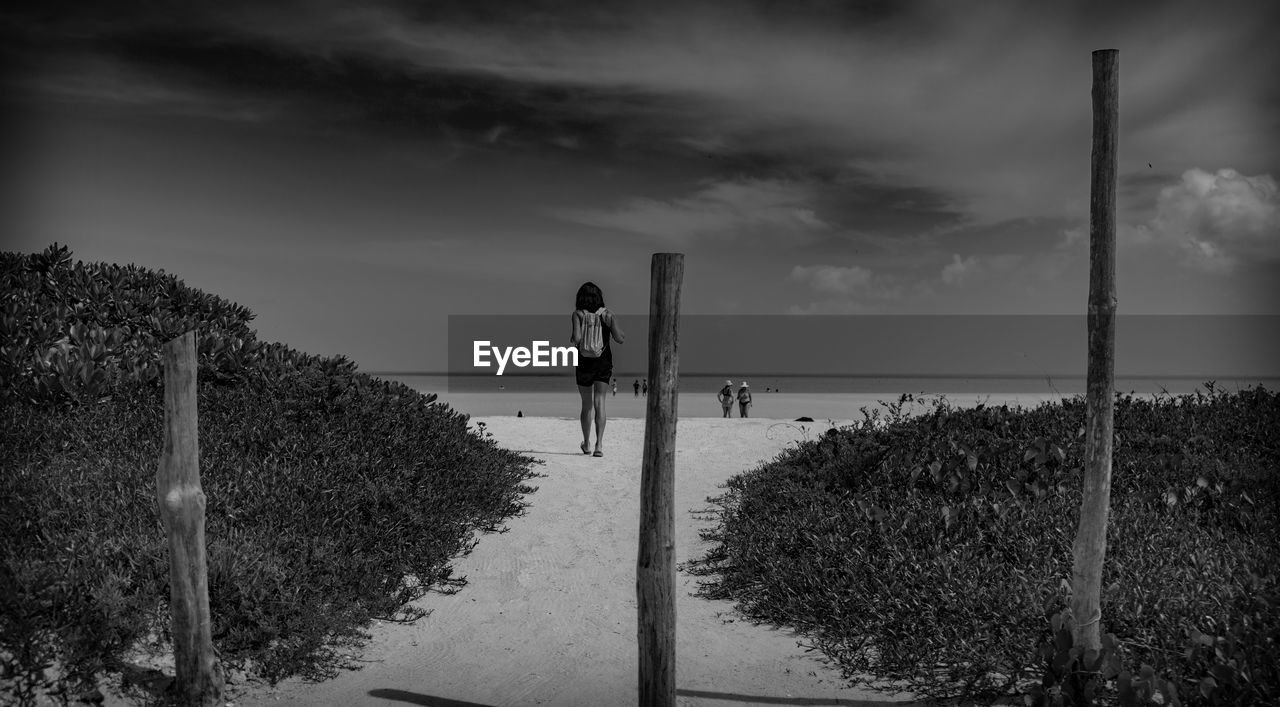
[687,386,1279,704]
[1030,610,1180,706]
[1,245,542,704]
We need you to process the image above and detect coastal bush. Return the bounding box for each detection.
[687,387,1279,704]
[0,243,267,406]
[1,245,541,703]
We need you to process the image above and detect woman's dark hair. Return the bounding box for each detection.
[575,282,604,311]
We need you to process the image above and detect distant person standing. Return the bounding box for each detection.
[633,379,640,397]
[570,281,626,457]
[737,381,753,418]
[717,379,735,418]
[611,378,617,396]
[642,379,648,397]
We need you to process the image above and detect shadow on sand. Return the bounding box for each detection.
[677,687,920,705]
[367,688,492,706]
[368,686,920,706]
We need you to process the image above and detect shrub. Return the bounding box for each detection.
[1,246,541,704]
[687,387,1279,704]
[0,243,267,406]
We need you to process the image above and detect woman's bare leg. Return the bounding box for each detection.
[577,384,594,449]
[593,380,609,452]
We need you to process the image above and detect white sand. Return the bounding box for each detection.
[230,416,922,706]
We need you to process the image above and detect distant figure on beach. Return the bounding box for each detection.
[611,378,617,396]
[570,281,626,457]
[633,379,640,397]
[737,381,753,418]
[642,379,648,397]
[717,380,735,418]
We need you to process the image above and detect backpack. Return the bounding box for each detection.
[578,308,606,358]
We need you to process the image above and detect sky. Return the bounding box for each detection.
[3,0,1278,373]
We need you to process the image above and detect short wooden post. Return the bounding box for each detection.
[159,331,224,705]
[1070,48,1118,652]
[637,253,683,706]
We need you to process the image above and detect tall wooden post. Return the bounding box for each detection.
[1071,48,1118,652]
[637,253,683,706]
[159,332,224,706]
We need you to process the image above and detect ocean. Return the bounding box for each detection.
[375,373,1277,420]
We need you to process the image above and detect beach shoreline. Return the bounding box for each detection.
[431,390,1072,421]
[389,373,1275,422]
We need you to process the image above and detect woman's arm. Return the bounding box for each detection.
[569,311,582,345]
[607,310,626,344]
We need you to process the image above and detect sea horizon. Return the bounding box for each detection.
[369,370,1279,380]
[377,372,1279,419]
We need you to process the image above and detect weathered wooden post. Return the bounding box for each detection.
[637,253,683,706]
[159,331,224,705]
[1070,48,1118,652]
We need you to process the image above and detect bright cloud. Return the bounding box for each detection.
[790,264,874,295]
[941,254,1024,286]
[552,179,828,240]
[1150,168,1280,270]
[788,264,909,315]
[786,299,883,315]
[941,255,979,285]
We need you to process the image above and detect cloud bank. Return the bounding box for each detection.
[552,179,827,240]
[1152,168,1280,269]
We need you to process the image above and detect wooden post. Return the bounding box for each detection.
[637,253,683,706]
[1070,48,1118,652]
[159,331,224,706]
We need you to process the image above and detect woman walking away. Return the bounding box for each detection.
[717,380,735,418]
[571,282,625,457]
[737,381,753,418]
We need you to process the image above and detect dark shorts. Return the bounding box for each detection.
[575,355,613,387]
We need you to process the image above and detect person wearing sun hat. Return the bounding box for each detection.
[717,379,735,417]
[737,381,753,418]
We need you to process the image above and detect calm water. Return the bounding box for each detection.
[371,373,1277,418]
[380,373,1278,397]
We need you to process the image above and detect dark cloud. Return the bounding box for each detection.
[4,0,1278,240]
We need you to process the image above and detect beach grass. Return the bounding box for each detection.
[686,386,1280,704]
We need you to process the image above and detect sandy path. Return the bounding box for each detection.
[241,417,918,706]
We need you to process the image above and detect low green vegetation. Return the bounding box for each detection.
[688,388,1278,705]
[1,245,540,704]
